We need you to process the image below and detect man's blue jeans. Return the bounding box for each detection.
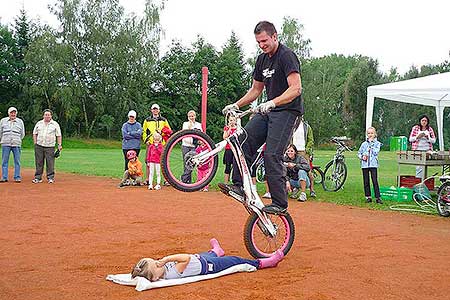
[1,145,21,180]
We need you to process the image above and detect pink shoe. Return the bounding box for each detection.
[209,238,225,257]
[258,249,284,269]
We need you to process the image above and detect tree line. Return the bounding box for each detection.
[1,0,449,147]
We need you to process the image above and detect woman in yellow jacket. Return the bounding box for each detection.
[142,104,172,183]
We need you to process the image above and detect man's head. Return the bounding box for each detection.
[151,104,160,117]
[254,21,278,56]
[43,109,53,122]
[7,107,17,120]
[131,258,163,282]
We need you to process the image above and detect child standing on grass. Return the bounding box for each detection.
[147,133,163,190]
[357,127,382,204]
[196,140,210,192]
[119,150,144,187]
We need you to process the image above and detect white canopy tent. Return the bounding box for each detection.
[366,72,450,151]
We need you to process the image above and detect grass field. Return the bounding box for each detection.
[11,143,444,211]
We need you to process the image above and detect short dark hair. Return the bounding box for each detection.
[43,109,53,115]
[254,21,277,36]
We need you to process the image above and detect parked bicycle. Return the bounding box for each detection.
[322,137,352,192]
[161,108,295,258]
[310,154,325,186]
[437,176,450,217]
[252,144,266,184]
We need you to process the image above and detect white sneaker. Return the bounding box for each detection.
[148,184,153,190]
[299,192,307,202]
[262,192,271,199]
[154,184,161,190]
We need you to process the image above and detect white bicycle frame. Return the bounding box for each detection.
[188,109,278,237]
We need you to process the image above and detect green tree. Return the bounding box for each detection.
[279,16,311,60]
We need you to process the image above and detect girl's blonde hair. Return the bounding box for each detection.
[187,110,196,117]
[367,126,377,137]
[154,132,162,142]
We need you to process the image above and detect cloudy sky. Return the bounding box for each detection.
[1,0,449,73]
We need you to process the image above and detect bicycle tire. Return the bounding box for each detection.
[437,181,450,217]
[161,129,218,192]
[311,166,324,185]
[243,211,295,258]
[323,160,347,192]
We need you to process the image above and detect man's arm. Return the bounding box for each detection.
[271,72,302,106]
[235,80,265,108]
[57,136,62,150]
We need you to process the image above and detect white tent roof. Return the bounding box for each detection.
[366,72,450,150]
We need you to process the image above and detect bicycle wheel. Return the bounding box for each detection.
[311,166,324,185]
[161,129,218,192]
[323,160,347,191]
[255,159,265,183]
[436,182,450,217]
[243,211,295,258]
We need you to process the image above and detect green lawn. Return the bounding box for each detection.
[13,147,442,211]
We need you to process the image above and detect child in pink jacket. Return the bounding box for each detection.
[196,140,210,191]
[146,133,163,190]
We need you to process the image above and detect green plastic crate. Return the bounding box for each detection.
[373,186,413,201]
[389,136,408,151]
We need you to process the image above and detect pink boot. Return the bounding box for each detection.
[258,250,284,269]
[209,238,225,257]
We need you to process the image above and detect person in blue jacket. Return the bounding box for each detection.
[357,127,382,204]
[122,110,143,170]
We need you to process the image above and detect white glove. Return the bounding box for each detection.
[255,100,275,114]
[222,103,239,115]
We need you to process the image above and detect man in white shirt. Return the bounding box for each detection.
[32,109,62,184]
[0,107,25,182]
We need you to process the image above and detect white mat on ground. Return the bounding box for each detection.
[106,263,257,291]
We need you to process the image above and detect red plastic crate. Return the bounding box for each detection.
[399,175,434,190]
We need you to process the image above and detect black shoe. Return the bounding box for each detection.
[376,198,383,204]
[218,183,244,201]
[262,204,287,215]
[365,197,372,203]
[0,179,7,183]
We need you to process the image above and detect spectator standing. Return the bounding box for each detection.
[181,110,202,183]
[409,114,436,178]
[122,110,142,171]
[357,127,382,204]
[292,118,316,197]
[0,107,25,182]
[32,109,62,184]
[147,133,163,190]
[222,116,237,184]
[142,103,171,183]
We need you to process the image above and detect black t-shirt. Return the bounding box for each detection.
[253,43,303,114]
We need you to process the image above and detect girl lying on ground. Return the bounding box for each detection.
[131,238,284,281]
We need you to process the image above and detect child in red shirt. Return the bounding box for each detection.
[146,133,163,190]
[222,116,237,183]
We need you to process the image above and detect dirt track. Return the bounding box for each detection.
[1,170,449,300]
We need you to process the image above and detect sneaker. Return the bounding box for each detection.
[0,179,7,183]
[376,198,383,204]
[202,187,209,192]
[48,179,54,184]
[32,178,43,184]
[163,181,170,186]
[148,184,153,190]
[298,192,307,202]
[310,190,316,198]
[262,204,287,215]
[290,188,301,199]
[218,183,245,203]
[262,192,271,199]
[154,184,161,190]
[365,197,372,203]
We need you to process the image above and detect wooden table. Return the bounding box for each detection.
[397,151,450,186]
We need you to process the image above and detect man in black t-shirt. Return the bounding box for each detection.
[219,21,303,214]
